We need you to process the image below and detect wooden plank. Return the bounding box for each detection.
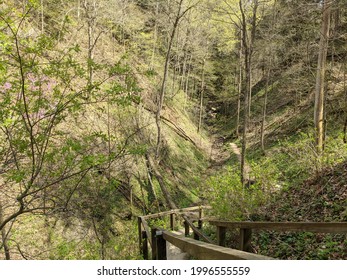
[163,231,273,260]
[190,217,217,222]
[194,219,203,240]
[141,217,152,246]
[156,230,167,260]
[151,228,157,260]
[198,209,203,230]
[240,228,252,252]
[142,231,149,260]
[208,221,347,233]
[142,206,211,220]
[170,213,175,231]
[198,219,203,229]
[184,221,190,236]
[183,216,214,243]
[217,226,226,247]
[193,220,199,240]
[137,217,142,254]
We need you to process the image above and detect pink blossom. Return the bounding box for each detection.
[1,82,12,92]
[27,73,37,83]
[3,82,12,90]
[44,81,56,92]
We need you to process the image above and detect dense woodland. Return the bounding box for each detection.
[0,0,346,260]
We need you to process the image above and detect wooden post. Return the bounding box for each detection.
[194,220,203,240]
[198,207,204,230]
[217,226,226,247]
[193,231,199,240]
[156,230,167,260]
[199,207,203,220]
[151,228,157,260]
[184,221,190,236]
[240,228,252,252]
[142,231,148,260]
[170,213,175,230]
[138,217,142,254]
[198,219,203,230]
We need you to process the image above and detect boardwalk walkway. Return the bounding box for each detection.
[138,206,347,260]
[166,230,189,260]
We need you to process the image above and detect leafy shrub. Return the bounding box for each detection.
[203,166,268,220]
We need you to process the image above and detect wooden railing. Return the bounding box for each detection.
[138,206,212,259]
[160,230,273,260]
[138,206,347,260]
[138,206,271,260]
[208,220,347,252]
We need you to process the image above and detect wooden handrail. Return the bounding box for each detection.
[141,206,211,220]
[162,231,274,260]
[139,208,347,260]
[140,206,213,244]
[138,205,213,259]
[182,215,214,243]
[140,217,152,245]
[208,221,347,233]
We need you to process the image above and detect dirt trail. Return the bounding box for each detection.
[229,143,251,180]
[209,136,230,167]
[205,136,252,180]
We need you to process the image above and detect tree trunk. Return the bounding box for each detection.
[240,0,258,186]
[343,68,347,143]
[261,68,270,153]
[314,0,331,153]
[185,54,192,97]
[150,0,159,71]
[260,0,276,153]
[180,52,188,91]
[172,55,180,95]
[40,0,44,34]
[83,0,96,89]
[155,0,185,158]
[236,31,243,138]
[0,203,10,260]
[241,48,251,186]
[198,58,206,133]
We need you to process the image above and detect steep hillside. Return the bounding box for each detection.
[1,0,346,260]
[0,0,213,260]
[252,162,347,259]
[197,0,347,260]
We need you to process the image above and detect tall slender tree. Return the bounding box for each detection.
[198,58,206,133]
[236,30,243,138]
[239,0,258,186]
[314,0,332,153]
[155,0,199,158]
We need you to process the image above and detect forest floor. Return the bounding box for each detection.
[209,136,230,166]
[252,161,347,259]
[197,123,346,259]
[204,133,252,181]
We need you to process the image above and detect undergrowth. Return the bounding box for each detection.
[205,129,347,259]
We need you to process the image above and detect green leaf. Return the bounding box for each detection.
[3,118,14,127]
